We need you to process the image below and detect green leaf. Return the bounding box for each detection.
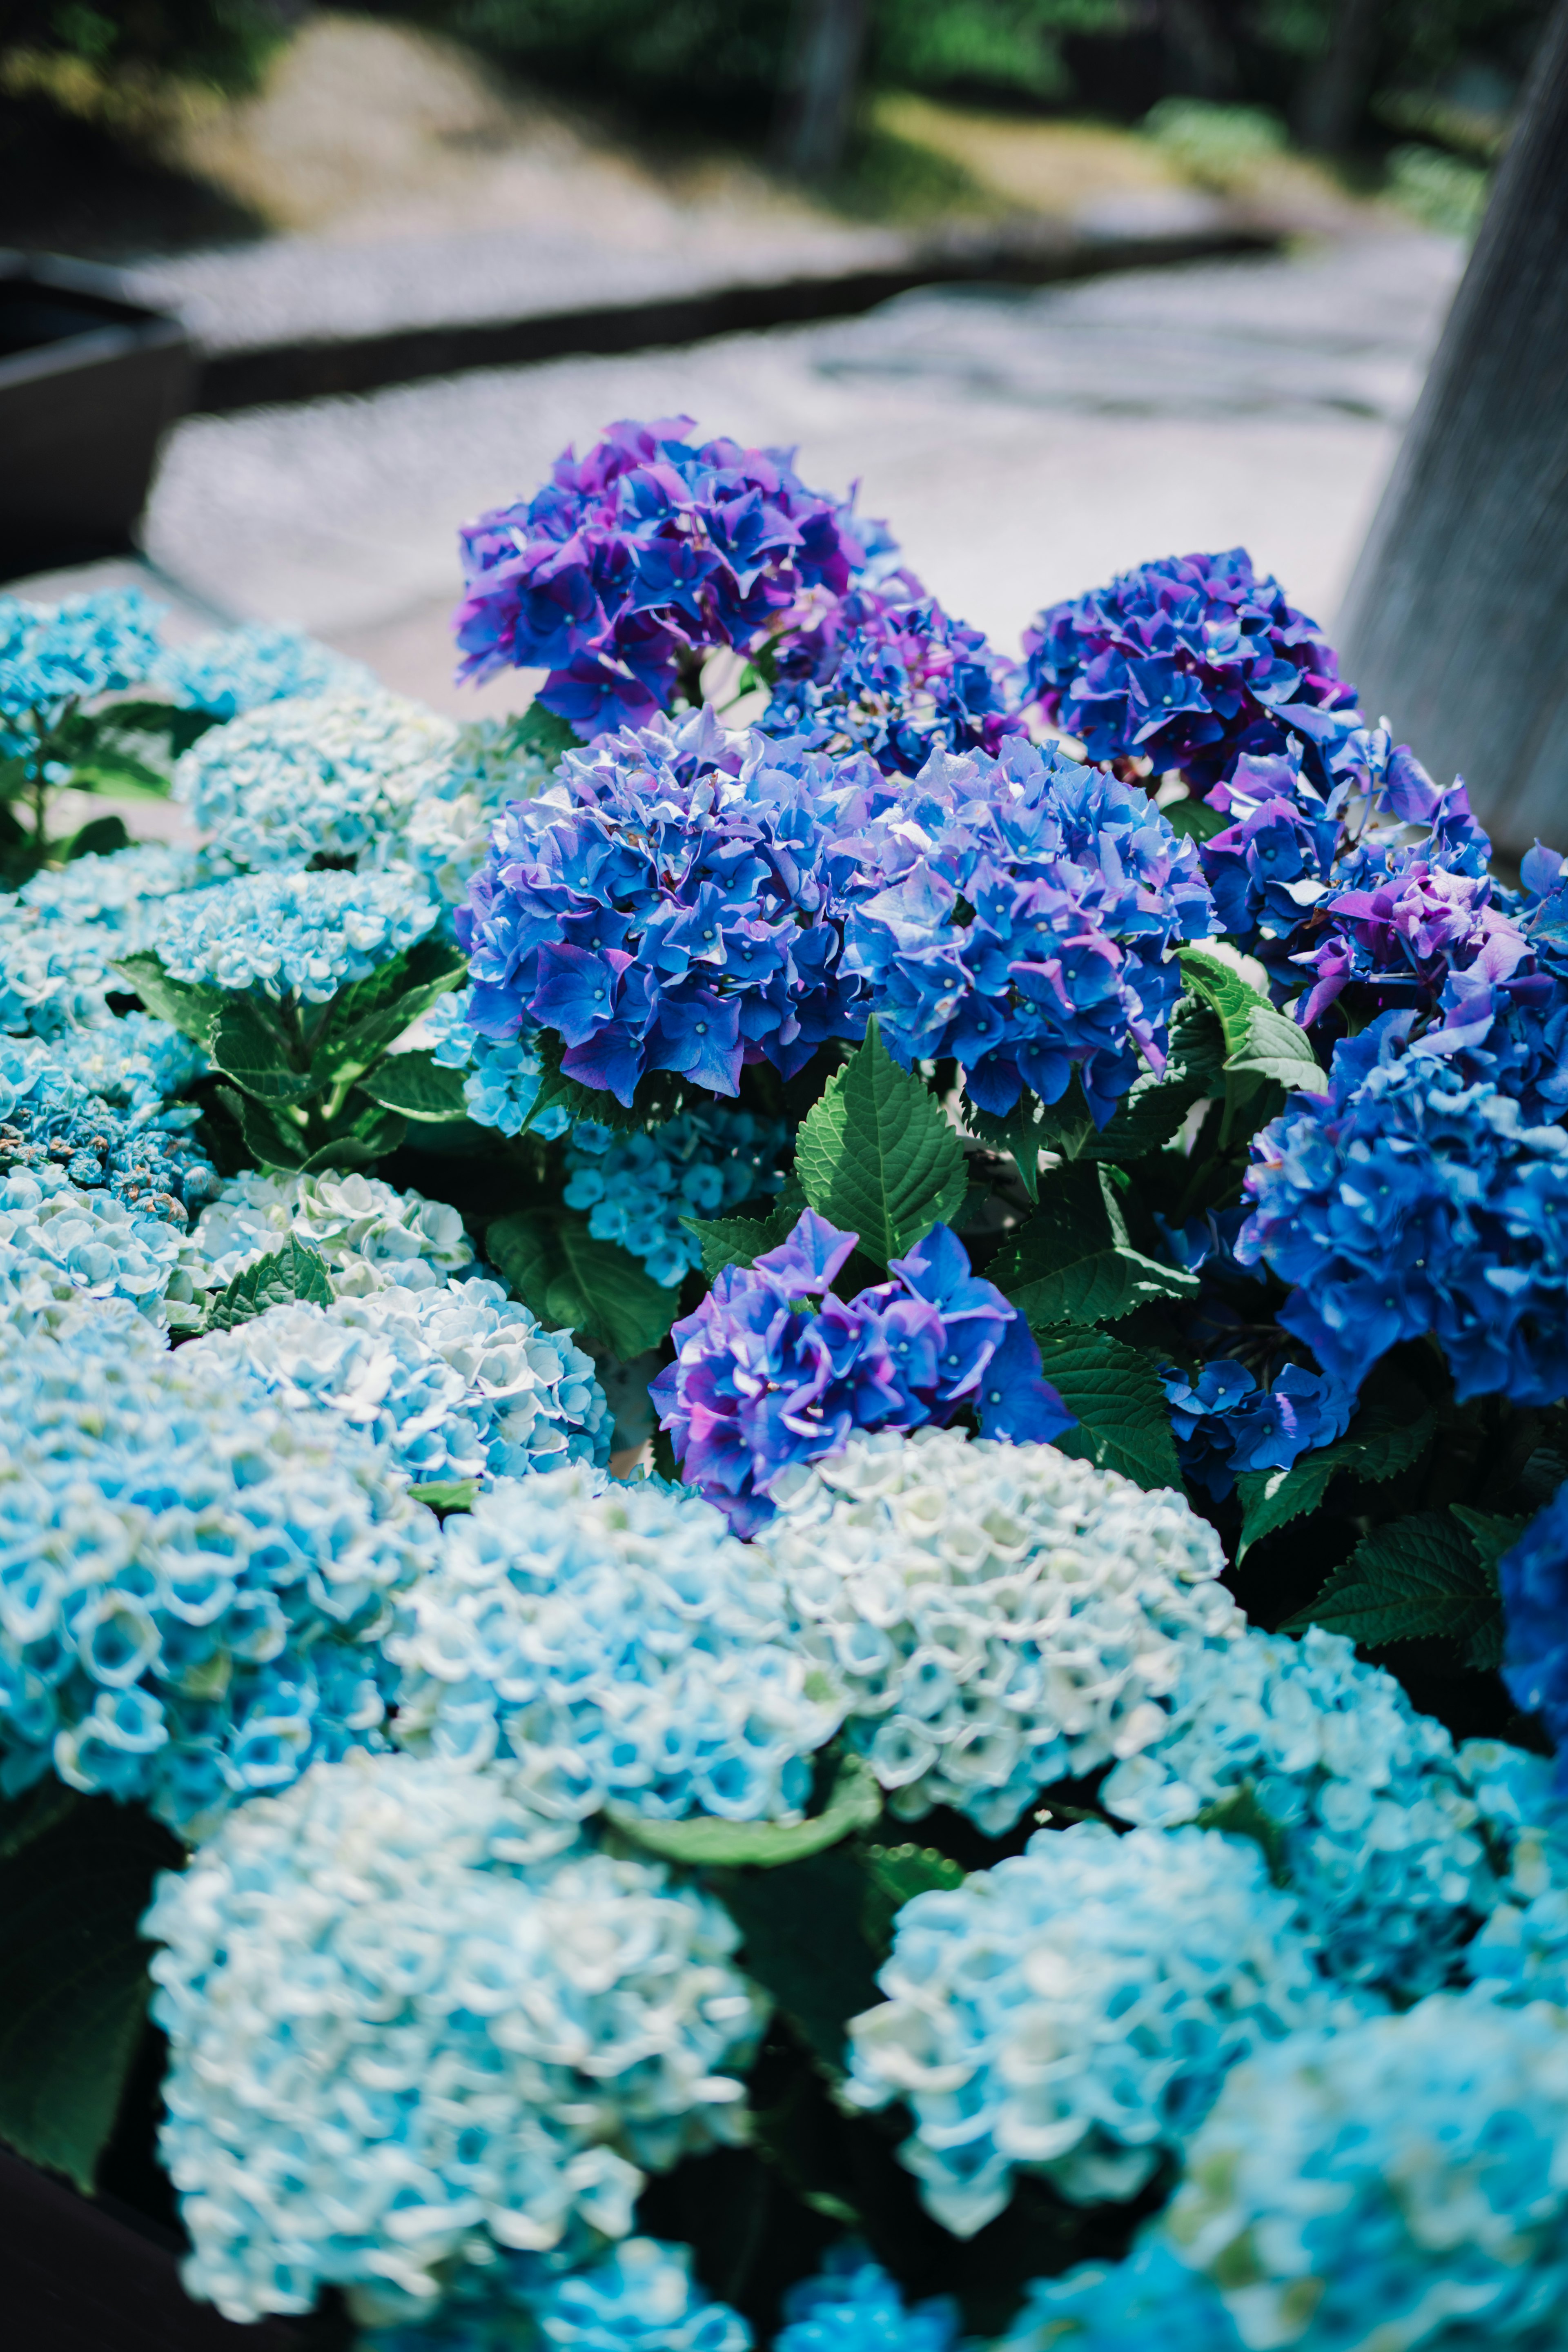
[488,1207,676,1358]
[408,1478,481,1515]
[1194,1782,1289,1882]
[96,698,218,757]
[68,749,172,800]
[1281,1506,1524,1654]
[962,1088,1089,1199]
[606,1756,882,1870]
[1078,1003,1227,1162]
[715,1846,884,2071]
[860,1842,967,1953]
[295,1113,405,1175]
[1235,1388,1437,1558]
[209,997,316,1107]
[309,937,469,1075]
[214,1084,308,1173]
[1225,1002,1327,1094]
[205,1235,333,1330]
[681,1214,777,1282]
[0,1796,180,2192]
[990,1163,1198,1327]
[1029,1323,1182,1490]
[1178,945,1319,1142]
[358,1050,471,1123]
[111,952,227,1048]
[512,700,583,762]
[63,813,131,860]
[796,1018,967,1265]
[1163,793,1229,843]
[1178,944,1271,1057]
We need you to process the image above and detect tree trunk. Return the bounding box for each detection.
[1295,0,1387,153]
[1336,0,1568,853]
[774,0,870,183]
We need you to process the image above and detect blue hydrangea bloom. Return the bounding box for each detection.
[364,2236,753,2352]
[1499,1485,1568,1780]
[837,738,1214,1123]
[453,416,868,735]
[1236,1013,1568,1403]
[0,1312,439,1835]
[152,623,377,717]
[1155,1990,1568,2351]
[651,1211,1073,1533]
[562,1106,787,1287]
[1021,548,1359,792]
[144,1752,769,2323]
[188,1169,477,1298]
[846,1822,1331,2235]
[1459,1739,1568,2008]
[0,1033,216,1223]
[425,990,574,1140]
[0,1165,205,1326]
[775,2247,958,2352]
[0,587,162,751]
[762,588,1022,777]
[995,2245,1239,2352]
[18,841,210,931]
[1161,1359,1354,1501]
[1102,1625,1497,1998]
[459,707,884,1107]
[155,868,438,1002]
[0,846,206,1037]
[388,1462,842,1820]
[33,1010,207,1116]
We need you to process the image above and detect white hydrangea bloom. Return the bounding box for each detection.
[0,1167,206,1329]
[145,1753,769,2325]
[754,1427,1237,1834]
[189,1169,475,1297]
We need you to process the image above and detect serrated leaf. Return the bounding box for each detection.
[680,1214,776,1281]
[488,1207,676,1359]
[1029,1323,1182,1489]
[1178,944,1271,1055]
[1281,1508,1515,1651]
[68,750,172,800]
[1079,1003,1227,1162]
[358,1050,470,1122]
[512,701,583,762]
[112,953,227,1048]
[206,1236,333,1330]
[209,996,316,1107]
[607,1756,882,1870]
[0,1796,179,2192]
[214,1084,308,1173]
[990,1163,1197,1327]
[408,1479,481,1515]
[296,1111,405,1174]
[962,1088,1089,1198]
[796,1018,967,1265]
[1235,1390,1437,1558]
[309,938,469,1075]
[1225,1002,1327,1094]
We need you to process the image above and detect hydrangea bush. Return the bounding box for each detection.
[6,432,1568,2352]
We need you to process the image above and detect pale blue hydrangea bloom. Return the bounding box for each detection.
[425,991,571,1142]
[38,1011,208,1117]
[562,1109,788,1288]
[173,690,459,871]
[994,2245,1239,2352]
[152,624,378,719]
[1459,1740,1568,2007]
[754,1427,1238,1835]
[1102,1625,1500,1998]
[388,1464,842,1821]
[18,841,210,931]
[0,846,213,1036]
[0,1166,205,1328]
[187,1282,610,1487]
[154,868,438,1001]
[775,2247,959,2352]
[363,2236,752,2352]
[144,1753,770,2324]
[846,1822,1333,2236]
[188,1169,477,1297]
[397,717,565,908]
[1156,1990,1568,2351]
[0,587,161,750]
[0,1316,439,1836]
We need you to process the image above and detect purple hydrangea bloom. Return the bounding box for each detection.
[1500,1483,1568,1775]
[1022,547,1359,791]
[453,417,868,736]
[458,707,892,1107]
[1237,1012,1568,1403]
[838,738,1215,1124]
[649,1209,1073,1533]
[762,585,1022,777]
[1162,1359,1354,1501]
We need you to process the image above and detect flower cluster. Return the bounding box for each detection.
[763,590,1020,776]
[0,1314,439,1835]
[754,1425,1235,1832]
[1237,1015,1568,1403]
[0,1035,216,1223]
[1160,1359,1354,1500]
[0,1166,204,1326]
[0,843,205,1037]
[389,1463,841,1821]
[453,416,867,734]
[154,867,438,1001]
[18,840,210,932]
[187,1282,610,1487]
[459,708,881,1106]
[652,1214,1071,1534]
[838,739,1214,1122]
[1102,1626,1495,1997]
[398,716,568,907]
[994,2245,1238,2352]
[0,586,161,748]
[153,623,377,718]
[1499,1485,1568,1780]
[189,1169,476,1296]
[847,1823,1328,2235]
[32,1009,207,1116]
[562,1106,787,1287]
[1022,548,1358,792]
[145,1752,768,2321]
[1459,1739,1568,2009]
[366,2236,753,2352]
[774,2249,959,2352]
[426,991,570,1139]
[1155,1991,1568,2350]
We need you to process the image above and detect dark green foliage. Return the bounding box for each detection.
[991,1161,1198,1327]
[1030,1322,1183,1489]
[1283,1504,1527,1667]
[487,1205,678,1358]
[205,1234,332,1330]
[796,1019,969,1264]
[0,1,288,92]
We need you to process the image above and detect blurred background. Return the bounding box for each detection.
[0,0,1560,830]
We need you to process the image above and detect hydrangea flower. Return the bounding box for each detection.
[32,1010,207,1116]
[1102,1625,1497,1997]
[0,909,128,1037]
[388,1463,842,1821]
[1161,1359,1354,1501]
[774,2247,959,2352]
[563,1107,787,1287]
[399,715,568,907]
[18,840,210,931]
[454,416,867,734]
[1458,1739,1568,2008]
[837,739,1214,1123]
[189,1169,477,1297]
[993,2245,1239,2352]
[425,991,572,1141]
[846,1822,1330,2235]
[753,1424,1235,1832]
[1499,1485,1568,1780]
[763,590,1021,777]
[144,1752,769,2322]
[0,1036,217,1223]
[154,868,439,1002]
[1236,1014,1568,1403]
[152,623,377,718]
[651,1212,1072,1535]
[1156,1991,1568,2350]
[173,690,459,871]
[1021,548,1359,792]
[0,586,161,751]
[0,1166,205,1325]
[0,1316,439,1835]
[364,2236,753,2352]
[459,708,881,1107]
[188,1283,610,1487]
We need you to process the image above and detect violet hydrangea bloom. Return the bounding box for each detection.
[762,588,1022,777]
[1161,1359,1354,1501]
[838,739,1214,1123]
[649,1207,1072,1534]
[453,416,867,736]
[1500,1484,1568,1777]
[1022,547,1359,791]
